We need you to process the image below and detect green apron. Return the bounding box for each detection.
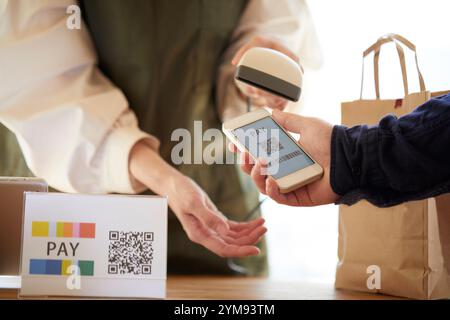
[0,125,34,177]
[0,0,267,276]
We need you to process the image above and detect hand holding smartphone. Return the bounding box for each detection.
[223,109,323,193]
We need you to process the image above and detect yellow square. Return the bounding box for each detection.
[62,260,73,275]
[32,221,49,237]
[56,222,65,237]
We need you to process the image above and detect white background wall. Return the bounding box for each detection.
[264,0,450,283]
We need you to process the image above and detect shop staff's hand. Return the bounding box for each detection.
[129,142,267,258]
[229,109,340,207]
[164,175,267,257]
[231,36,301,110]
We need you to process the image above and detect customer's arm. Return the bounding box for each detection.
[333,93,450,207]
[231,93,450,208]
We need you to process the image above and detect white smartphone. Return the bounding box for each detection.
[222,109,323,193]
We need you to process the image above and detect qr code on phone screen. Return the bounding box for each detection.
[260,137,284,155]
[108,231,154,275]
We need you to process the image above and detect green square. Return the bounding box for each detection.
[78,260,94,276]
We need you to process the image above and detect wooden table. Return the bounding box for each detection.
[0,276,400,300]
[167,276,401,300]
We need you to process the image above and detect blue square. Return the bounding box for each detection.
[45,259,62,275]
[29,259,47,275]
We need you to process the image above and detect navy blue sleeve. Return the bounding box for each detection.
[331,93,450,207]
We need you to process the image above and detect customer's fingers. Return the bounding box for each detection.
[251,159,268,194]
[240,152,254,175]
[293,187,316,207]
[266,177,300,206]
[227,143,255,175]
[228,142,238,153]
[272,109,306,134]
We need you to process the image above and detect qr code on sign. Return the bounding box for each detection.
[108,231,154,275]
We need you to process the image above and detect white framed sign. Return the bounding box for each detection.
[19,192,167,299]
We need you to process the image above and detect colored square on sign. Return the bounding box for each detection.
[72,223,80,238]
[78,260,94,276]
[63,222,73,237]
[46,260,62,275]
[32,221,49,237]
[29,259,46,275]
[79,223,95,238]
[56,222,65,237]
[61,260,73,275]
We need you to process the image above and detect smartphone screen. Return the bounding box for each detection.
[232,116,314,179]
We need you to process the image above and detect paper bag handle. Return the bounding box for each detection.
[360,33,426,99]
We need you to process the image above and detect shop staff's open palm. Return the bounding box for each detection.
[230,109,339,207]
[129,142,267,258]
[167,175,267,257]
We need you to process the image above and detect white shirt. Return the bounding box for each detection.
[0,0,321,194]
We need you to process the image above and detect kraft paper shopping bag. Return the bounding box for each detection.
[335,34,450,299]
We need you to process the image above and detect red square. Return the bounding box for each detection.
[79,223,96,238]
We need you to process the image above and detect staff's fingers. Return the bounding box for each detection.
[201,232,261,257]
[248,89,289,110]
[195,205,230,235]
[232,39,259,65]
[223,226,267,246]
[179,214,260,258]
[269,96,289,111]
[228,217,265,232]
[227,218,266,238]
[232,36,299,66]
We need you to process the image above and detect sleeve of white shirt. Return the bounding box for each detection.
[216,0,323,121]
[0,0,159,194]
